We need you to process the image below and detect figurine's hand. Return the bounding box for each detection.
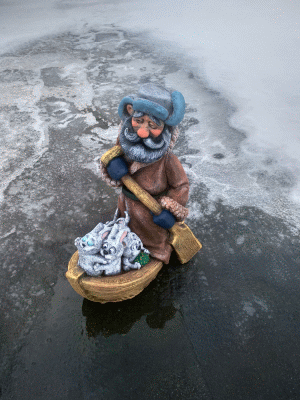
[152,209,176,229]
[106,157,128,181]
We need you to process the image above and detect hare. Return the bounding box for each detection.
[99,223,129,275]
[122,232,150,271]
[99,211,150,273]
[74,210,118,276]
[75,210,150,276]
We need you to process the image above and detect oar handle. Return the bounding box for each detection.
[100,146,163,216]
[100,145,124,166]
[121,175,162,215]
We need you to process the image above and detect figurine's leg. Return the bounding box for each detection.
[104,265,121,276]
[93,263,105,273]
[91,255,108,264]
[132,261,141,269]
[122,258,131,271]
[123,258,141,270]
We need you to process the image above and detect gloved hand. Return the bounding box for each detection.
[152,209,176,229]
[106,157,128,181]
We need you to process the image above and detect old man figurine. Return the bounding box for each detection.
[99,83,189,264]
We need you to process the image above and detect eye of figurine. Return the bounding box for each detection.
[109,247,116,255]
[87,240,94,246]
[149,121,157,129]
[102,242,108,250]
[133,118,159,128]
[82,236,87,242]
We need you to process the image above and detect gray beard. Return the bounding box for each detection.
[119,118,171,164]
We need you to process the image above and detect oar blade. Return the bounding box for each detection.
[169,222,202,264]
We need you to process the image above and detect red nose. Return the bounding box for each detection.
[137,128,149,138]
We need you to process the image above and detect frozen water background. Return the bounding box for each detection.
[1,0,300,221]
[0,1,300,399]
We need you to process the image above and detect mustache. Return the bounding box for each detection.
[124,128,142,143]
[119,117,171,163]
[123,128,141,143]
[123,127,167,150]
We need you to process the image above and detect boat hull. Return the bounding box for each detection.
[66,251,164,303]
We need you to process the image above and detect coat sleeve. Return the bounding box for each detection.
[158,152,189,221]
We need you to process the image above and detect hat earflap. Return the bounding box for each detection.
[165,91,185,126]
[118,96,135,120]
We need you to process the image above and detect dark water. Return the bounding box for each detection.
[2,204,300,399]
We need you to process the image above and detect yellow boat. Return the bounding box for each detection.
[66,251,163,303]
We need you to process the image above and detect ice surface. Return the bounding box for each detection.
[0,5,299,391]
[0,0,299,224]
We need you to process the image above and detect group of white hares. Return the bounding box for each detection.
[75,210,149,276]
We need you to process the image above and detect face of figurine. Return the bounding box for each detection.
[127,105,165,139]
[118,104,171,164]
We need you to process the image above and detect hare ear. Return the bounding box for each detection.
[120,231,128,243]
[102,231,109,239]
[113,208,119,221]
[124,211,130,225]
[94,222,104,233]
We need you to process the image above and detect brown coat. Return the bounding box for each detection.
[116,152,189,264]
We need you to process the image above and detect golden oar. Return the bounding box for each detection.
[101,145,202,264]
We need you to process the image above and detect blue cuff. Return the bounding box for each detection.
[152,209,176,229]
[107,157,128,181]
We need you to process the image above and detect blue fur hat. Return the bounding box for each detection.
[118,83,185,126]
